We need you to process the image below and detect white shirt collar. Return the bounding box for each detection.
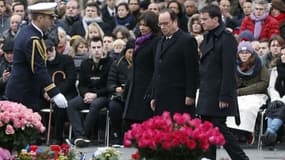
[31,22,43,37]
[107,6,116,16]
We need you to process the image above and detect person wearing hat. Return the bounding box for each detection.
[39,39,77,145]
[0,39,14,99]
[226,41,269,144]
[5,2,68,112]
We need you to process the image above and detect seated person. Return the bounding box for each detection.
[107,40,134,145]
[39,39,77,145]
[226,41,269,143]
[67,37,113,147]
[265,46,285,146]
[0,39,13,99]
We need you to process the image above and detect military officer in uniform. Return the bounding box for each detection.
[5,2,68,111]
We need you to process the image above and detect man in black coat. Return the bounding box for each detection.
[150,9,199,116]
[197,5,249,160]
[67,37,113,147]
[5,2,68,111]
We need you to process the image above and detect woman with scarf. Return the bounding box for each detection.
[123,11,160,131]
[264,35,284,72]
[115,2,136,30]
[264,46,285,146]
[226,41,269,144]
[240,0,279,41]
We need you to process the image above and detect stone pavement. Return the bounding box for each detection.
[74,144,285,160]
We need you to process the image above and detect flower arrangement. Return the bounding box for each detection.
[0,147,11,160]
[0,101,45,151]
[124,111,226,160]
[92,147,121,160]
[16,144,76,160]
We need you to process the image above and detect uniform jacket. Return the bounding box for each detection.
[197,24,239,118]
[79,57,113,97]
[5,24,59,107]
[123,35,159,121]
[152,29,199,115]
[240,15,279,40]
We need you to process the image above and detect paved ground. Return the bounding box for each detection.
[72,143,285,160]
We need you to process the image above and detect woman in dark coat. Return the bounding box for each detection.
[123,11,160,130]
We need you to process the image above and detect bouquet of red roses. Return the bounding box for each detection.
[124,111,225,160]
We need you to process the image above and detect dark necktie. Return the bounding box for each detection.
[162,37,171,50]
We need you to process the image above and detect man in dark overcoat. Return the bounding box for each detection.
[150,9,199,116]
[5,2,68,111]
[196,5,249,160]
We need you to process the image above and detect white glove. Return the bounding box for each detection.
[53,93,68,108]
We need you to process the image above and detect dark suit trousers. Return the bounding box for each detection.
[201,116,249,160]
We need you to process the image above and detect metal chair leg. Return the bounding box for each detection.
[105,110,110,146]
[258,110,266,151]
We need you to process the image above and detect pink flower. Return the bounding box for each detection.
[5,124,15,135]
[0,147,11,160]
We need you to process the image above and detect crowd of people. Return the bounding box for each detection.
[1,0,285,159]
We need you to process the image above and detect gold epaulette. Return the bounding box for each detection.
[44,83,56,92]
[31,37,47,73]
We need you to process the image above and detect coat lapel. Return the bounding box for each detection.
[200,35,214,60]
[159,30,181,58]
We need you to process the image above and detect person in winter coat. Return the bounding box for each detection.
[239,0,279,41]
[265,46,285,146]
[197,5,249,160]
[226,41,269,144]
[123,11,160,129]
[107,40,134,145]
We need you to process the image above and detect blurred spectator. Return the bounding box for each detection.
[103,34,115,58]
[188,13,204,52]
[111,39,126,61]
[112,25,134,42]
[0,39,13,99]
[240,0,279,41]
[264,35,284,71]
[39,39,77,145]
[101,0,116,30]
[69,36,89,77]
[270,0,285,40]
[57,27,71,55]
[56,0,67,20]
[148,2,160,15]
[184,0,198,18]
[227,41,269,144]
[107,40,134,145]
[259,40,270,64]
[265,45,285,146]
[85,22,105,42]
[167,0,188,32]
[12,1,28,23]
[58,0,82,36]
[242,1,253,17]
[71,2,112,37]
[128,0,141,23]
[238,30,254,42]
[251,40,261,55]
[219,0,240,32]
[0,0,10,34]
[115,3,136,30]
[2,14,21,42]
